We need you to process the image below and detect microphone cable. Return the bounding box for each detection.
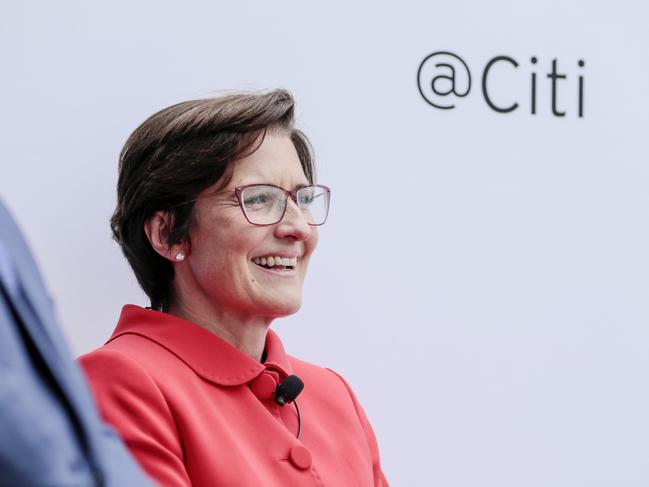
[274,375,304,439]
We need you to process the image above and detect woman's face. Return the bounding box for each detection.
[181,133,318,320]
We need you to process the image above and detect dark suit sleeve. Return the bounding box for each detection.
[0,363,94,486]
[0,270,95,485]
[80,348,191,487]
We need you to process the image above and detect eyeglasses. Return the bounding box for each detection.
[234,184,331,226]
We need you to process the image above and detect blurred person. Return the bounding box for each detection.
[79,89,388,486]
[0,199,152,486]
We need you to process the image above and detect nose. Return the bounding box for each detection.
[274,198,313,241]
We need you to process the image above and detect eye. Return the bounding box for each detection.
[298,193,313,205]
[244,193,270,207]
[297,186,322,206]
[241,186,282,211]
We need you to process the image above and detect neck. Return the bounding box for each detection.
[168,299,272,362]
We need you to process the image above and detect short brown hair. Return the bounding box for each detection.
[111,89,315,311]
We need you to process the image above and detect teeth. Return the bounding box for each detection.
[253,255,298,268]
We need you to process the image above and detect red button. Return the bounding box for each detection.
[289,445,312,470]
[250,372,277,400]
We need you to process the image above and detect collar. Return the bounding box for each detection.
[108,305,293,386]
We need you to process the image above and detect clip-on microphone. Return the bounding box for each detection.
[274,374,304,439]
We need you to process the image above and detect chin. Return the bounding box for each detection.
[260,296,302,318]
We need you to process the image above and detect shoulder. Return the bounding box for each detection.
[287,355,342,389]
[0,200,53,317]
[79,333,201,413]
[0,199,26,252]
[78,340,182,442]
[287,355,364,415]
[285,354,374,428]
[287,354,355,390]
[0,201,43,291]
[79,344,166,408]
[80,343,154,383]
[80,334,183,390]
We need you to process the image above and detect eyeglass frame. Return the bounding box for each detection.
[233,183,331,227]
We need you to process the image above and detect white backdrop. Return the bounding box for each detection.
[1,1,648,485]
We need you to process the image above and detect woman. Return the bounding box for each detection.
[80,90,388,486]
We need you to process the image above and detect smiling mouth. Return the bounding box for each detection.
[252,256,297,271]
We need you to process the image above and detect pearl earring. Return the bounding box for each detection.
[175,252,185,261]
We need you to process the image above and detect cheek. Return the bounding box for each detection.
[195,217,252,263]
[306,229,319,256]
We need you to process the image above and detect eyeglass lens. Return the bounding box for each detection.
[240,185,329,225]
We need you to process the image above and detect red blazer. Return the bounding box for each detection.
[79,305,388,486]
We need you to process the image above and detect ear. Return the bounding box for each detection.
[144,211,187,262]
